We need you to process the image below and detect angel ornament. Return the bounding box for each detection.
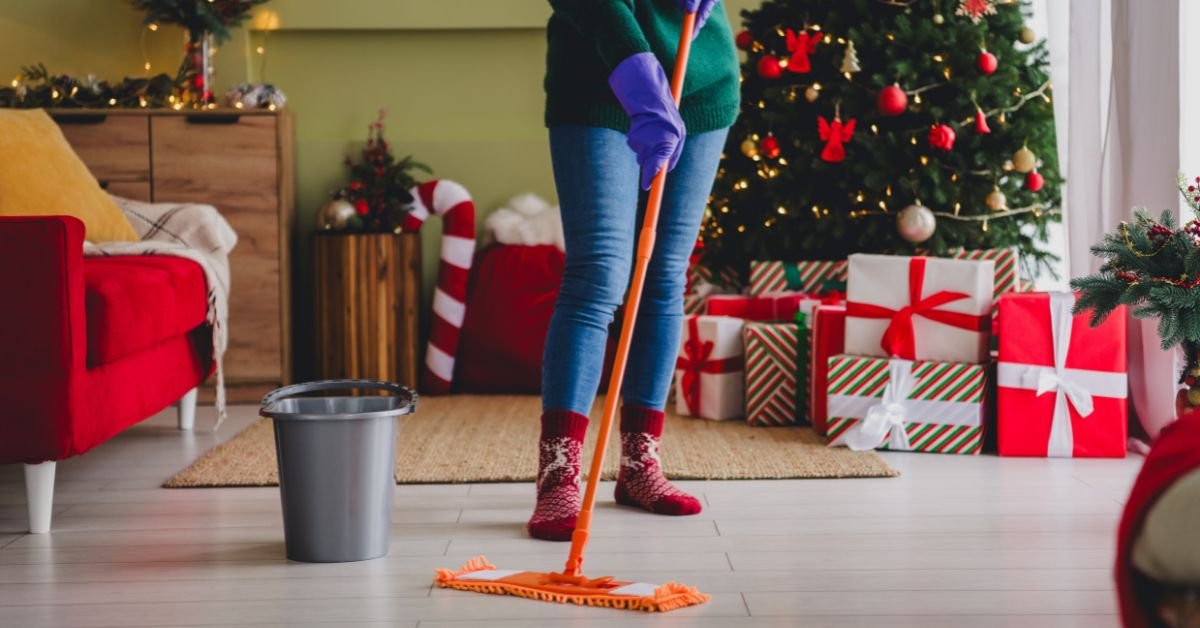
[817,112,856,163]
[785,28,821,73]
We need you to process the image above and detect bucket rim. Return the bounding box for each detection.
[260,379,418,422]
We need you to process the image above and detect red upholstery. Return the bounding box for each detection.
[84,257,207,366]
[0,215,212,465]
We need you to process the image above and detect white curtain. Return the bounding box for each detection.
[1045,0,1181,439]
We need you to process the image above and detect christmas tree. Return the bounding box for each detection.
[701,0,1061,284]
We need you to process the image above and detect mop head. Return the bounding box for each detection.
[435,556,709,612]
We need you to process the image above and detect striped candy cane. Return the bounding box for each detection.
[402,180,476,394]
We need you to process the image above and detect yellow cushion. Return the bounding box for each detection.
[0,109,138,242]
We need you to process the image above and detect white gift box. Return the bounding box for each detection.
[844,254,994,364]
[673,315,745,421]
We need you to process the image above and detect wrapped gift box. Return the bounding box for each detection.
[707,293,822,322]
[809,305,846,435]
[744,318,808,426]
[674,315,745,421]
[749,260,847,296]
[845,254,994,364]
[825,355,987,454]
[996,292,1128,457]
[949,247,1019,298]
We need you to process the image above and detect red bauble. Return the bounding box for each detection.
[756,55,783,79]
[928,124,956,151]
[761,134,781,159]
[735,30,754,50]
[1026,171,1045,192]
[977,50,998,75]
[877,84,908,116]
[354,199,370,216]
[975,110,991,134]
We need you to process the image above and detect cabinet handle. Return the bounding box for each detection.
[184,114,241,124]
[52,114,107,124]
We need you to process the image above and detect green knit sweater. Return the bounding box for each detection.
[544,0,741,133]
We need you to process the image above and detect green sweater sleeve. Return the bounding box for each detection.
[548,0,652,68]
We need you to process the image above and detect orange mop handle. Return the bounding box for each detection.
[562,11,697,579]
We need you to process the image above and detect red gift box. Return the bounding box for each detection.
[997,292,1128,457]
[706,293,821,321]
[809,304,846,436]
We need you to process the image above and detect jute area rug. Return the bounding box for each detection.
[164,395,898,487]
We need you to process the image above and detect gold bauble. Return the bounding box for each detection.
[986,188,1008,211]
[741,138,759,158]
[1013,146,1037,173]
[1019,26,1036,44]
[1188,385,1200,407]
[317,198,357,231]
[897,203,936,243]
[804,86,820,102]
[932,13,945,25]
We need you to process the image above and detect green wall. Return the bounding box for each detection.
[0,0,756,376]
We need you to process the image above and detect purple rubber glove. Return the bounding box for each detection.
[608,52,685,190]
[677,0,719,37]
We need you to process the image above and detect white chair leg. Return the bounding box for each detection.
[178,387,198,431]
[24,461,56,534]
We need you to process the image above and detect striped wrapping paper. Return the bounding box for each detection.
[744,320,808,426]
[687,263,743,294]
[750,248,1019,299]
[824,355,987,455]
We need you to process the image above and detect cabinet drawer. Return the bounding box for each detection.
[151,114,282,384]
[54,114,150,184]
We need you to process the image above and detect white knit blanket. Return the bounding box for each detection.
[83,196,237,430]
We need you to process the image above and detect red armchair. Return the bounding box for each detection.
[0,215,213,533]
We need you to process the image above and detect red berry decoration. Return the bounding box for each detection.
[1148,223,1173,248]
[761,134,781,159]
[977,50,998,75]
[1185,220,1200,244]
[877,84,908,116]
[928,124,956,151]
[756,55,783,79]
[1025,171,1045,192]
[975,109,991,134]
[735,30,754,51]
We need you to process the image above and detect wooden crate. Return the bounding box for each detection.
[313,232,421,388]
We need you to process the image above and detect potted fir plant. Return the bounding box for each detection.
[313,111,431,387]
[1071,174,1200,407]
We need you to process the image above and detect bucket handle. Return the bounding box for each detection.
[261,379,418,410]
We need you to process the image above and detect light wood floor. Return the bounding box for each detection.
[0,403,1142,627]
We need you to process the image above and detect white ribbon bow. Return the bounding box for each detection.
[844,359,916,451]
[996,292,1126,458]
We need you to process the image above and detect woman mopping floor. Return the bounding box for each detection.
[436,0,739,612]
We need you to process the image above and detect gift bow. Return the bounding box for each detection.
[846,257,988,359]
[844,359,916,451]
[997,292,1127,457]
[675,317,744,416]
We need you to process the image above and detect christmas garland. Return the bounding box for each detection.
[0,64,185,109]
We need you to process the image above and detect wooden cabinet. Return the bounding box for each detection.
[52,109,296,400]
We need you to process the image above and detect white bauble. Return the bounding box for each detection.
[897,203,936,243]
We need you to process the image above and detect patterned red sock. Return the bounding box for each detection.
[615,406,702,516]
[527,410,588,541]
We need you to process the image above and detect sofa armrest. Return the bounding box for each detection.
[0,216,86,375]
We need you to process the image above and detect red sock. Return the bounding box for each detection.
[615,406,702,516]
[527,410,588,541]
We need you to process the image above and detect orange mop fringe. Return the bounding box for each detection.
[432,12,708,614]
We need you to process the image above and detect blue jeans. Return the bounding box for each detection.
[542,125,729,415]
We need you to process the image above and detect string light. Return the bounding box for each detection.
[148,23,158,31]
[943,67,952,80]
[10,78,17,87]
[914,94,923,104]
[870,124,879,135]
[910,136,918,145]
[737,225,746,232]
[932,54,944,62]
[885,185,893,196]
[812,205,821,217]
[920,155,929,166]
[107,98,117,106]
[721,206,730,213]
[777,206,788,215]
[856,191,865,202]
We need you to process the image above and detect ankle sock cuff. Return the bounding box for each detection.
[541,409,589,440]
[620,405,665,436]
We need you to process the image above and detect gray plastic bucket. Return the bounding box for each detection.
[260,379,417,563]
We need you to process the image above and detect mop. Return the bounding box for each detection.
[434,11,709,613]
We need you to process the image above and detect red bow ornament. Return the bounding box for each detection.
[818,116,856,163]
[785,29,821,73]
[674,316,745,419]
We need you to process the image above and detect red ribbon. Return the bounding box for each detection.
[845,257,989,359]
[675,317,744,416]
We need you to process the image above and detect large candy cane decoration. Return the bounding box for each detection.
[402,180,476,394]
